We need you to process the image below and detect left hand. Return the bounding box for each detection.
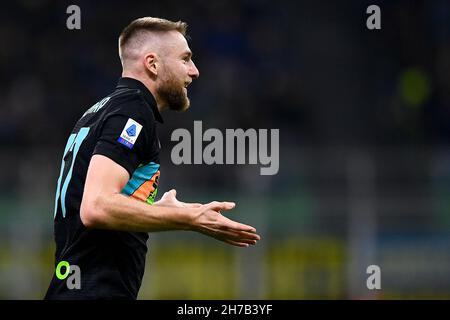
[154,189,202,208]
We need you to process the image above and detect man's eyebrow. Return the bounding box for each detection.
[181,50,192,58]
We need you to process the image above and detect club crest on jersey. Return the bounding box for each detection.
[118,118,143,149]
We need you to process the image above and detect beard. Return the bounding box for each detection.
[156,66,190,112]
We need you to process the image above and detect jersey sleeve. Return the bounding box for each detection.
[92,98,157,177]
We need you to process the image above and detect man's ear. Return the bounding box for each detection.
[144,52,158,76]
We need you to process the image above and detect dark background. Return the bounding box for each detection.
[1,0,450,299]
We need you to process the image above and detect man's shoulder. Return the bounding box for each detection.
[103,87,155,120]
[110,87,147,108]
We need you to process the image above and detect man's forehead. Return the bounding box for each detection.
[161,30,191,54]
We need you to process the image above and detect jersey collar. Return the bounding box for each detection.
[116,77,164,123]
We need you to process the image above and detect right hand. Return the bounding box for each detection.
[190,201,261,247]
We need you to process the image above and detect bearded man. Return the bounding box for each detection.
[45,17,260,300]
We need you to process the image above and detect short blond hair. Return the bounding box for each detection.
[119,17,187,62]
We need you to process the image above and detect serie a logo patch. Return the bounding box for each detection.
[118,118,143,149]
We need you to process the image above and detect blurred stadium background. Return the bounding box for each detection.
[1,0,450,299]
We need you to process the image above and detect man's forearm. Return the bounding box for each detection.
[81,192,194,233]
[81,189,261,247]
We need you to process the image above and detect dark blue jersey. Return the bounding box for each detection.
[45,77,163,299]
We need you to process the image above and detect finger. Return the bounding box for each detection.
[220,217,257,233]
[170,189,177,197]
[184,203,202,208]
[223,239,250,248]
[200,226,259,246]
[211,213,257,233]
[206,201,235,212]
[218,226,261,240]
[233,238,258,245]
[228,232,260,243]
[161,190,174,199]
[160,191,169,198]
[233,230,261,241]
[215,228,261,242]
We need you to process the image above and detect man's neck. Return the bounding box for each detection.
[121,71,166,112]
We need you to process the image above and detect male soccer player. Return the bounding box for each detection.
[45,17,260,300]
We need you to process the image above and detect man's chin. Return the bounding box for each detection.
[180,92,190,111]
[158,85,190,111]
[175,95,190,112]
[182,98,190,111]
[177,103,190,112]
[168,99,190,112]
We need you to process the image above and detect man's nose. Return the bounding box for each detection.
[189,61,200,79]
